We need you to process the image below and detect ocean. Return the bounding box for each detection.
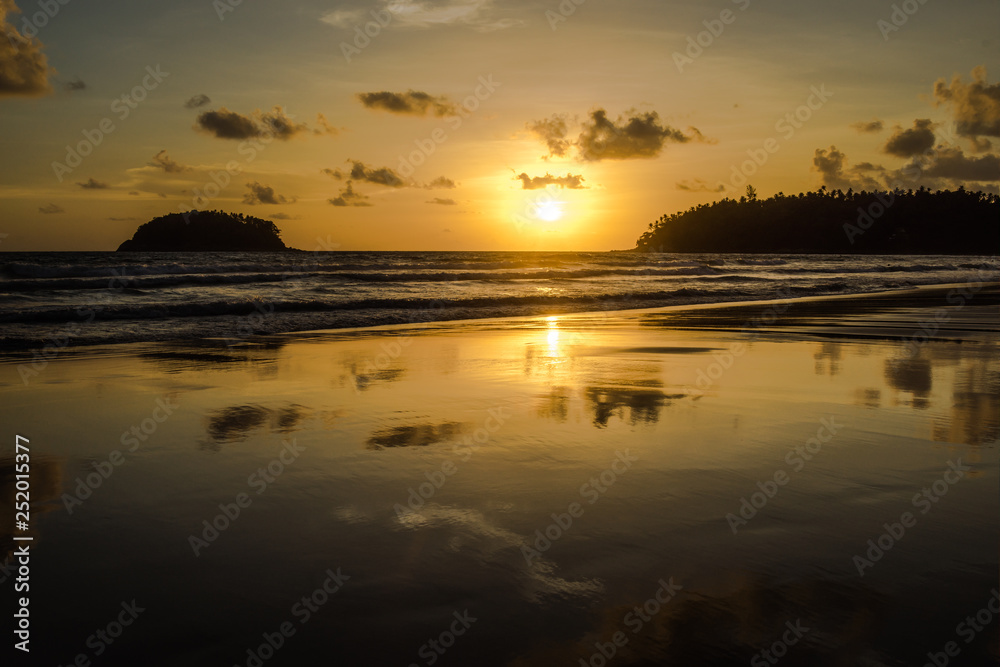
[1,251,997,349]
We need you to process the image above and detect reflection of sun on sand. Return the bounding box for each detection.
[0,456,63,565]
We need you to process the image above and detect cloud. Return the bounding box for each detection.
[933,66,1000,139]
[269,212,300,220]
[515,172,586,190]
[530,109,709,161]
[812,146,885,191]
[195,106,309,140]
[64,77,86,91]
[676,179,725,193]
[850,119,883,133]
[577,109,707,161]
[527,115,571,158]
[243,182,296,205]
[38,203,63,214]
[321,0,521,32]
[108,216,138,221]
[149,150,190,173]
[0,0,52,97]
[326,160,407,187]
[76,178,109,189]
[883,119,936,157]
[357,90,456,117]
[426,197,457,205]
[314,113,339,136]
[329,181,372,207]
[919,147,1000,182]
[183,94,211,109]
[425,176,456,189]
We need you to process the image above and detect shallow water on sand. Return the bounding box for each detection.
[1,298,997,665]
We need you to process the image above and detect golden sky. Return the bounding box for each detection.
[0,0,998,250]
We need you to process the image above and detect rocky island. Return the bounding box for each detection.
[116,210,294,251]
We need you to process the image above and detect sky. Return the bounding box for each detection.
[0,0,998,251]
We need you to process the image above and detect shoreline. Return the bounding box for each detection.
[1,279,997,364]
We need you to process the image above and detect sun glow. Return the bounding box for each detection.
[534,201,564,222]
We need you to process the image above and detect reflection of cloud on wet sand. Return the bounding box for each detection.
[394,506,603,603]
[206,403,312,441]
[585,386,684,428]
[366,422,467,450]
[884,357,932,403]
[202,403,332,450]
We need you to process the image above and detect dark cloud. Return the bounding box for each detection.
[527,115,571,158]
[356,90,456,117]
[325,161,406,187]
[676,179,725,193]
[576,109,708,161]
[243,182,295,205]
[920,147,1000,182]
[347,161,406,187]
[0,0,52,97]
[108,216,138,221]
[883,119,936,158]
[269,212,300,220]
[195,106,309,140]
[64,78,86,91]
[850,119,883,133]
[812,146,884,191]
[515,172,586,190]
[329,181,372,207]
[426,198,457,205]
[76,178,109,189]
[933,66,1000,139]
[38,203,63,214]
[425,176,456,189]
[183,94,211,109]
[149,150,189,173]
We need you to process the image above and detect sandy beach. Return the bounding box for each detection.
[2,282,997,665]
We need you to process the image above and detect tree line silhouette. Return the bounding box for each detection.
[635,186,999,254]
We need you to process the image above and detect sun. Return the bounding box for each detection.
[534,200,564,222]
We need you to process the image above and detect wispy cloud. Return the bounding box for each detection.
[357,90,456,117]
[243,182,296,205]
[321,0,521,32]
[76,177,110,189]
[195,106,310,140]
[850,119,883,133]
[149,150,190,173]
[515,172,586,190]
[329,181,373,207]
[676,179,725,193]
[184,94,211,109]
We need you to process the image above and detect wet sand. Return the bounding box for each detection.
[1,282,997,665]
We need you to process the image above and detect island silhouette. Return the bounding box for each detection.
[116,210,293,252]
[636,186,999,253]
